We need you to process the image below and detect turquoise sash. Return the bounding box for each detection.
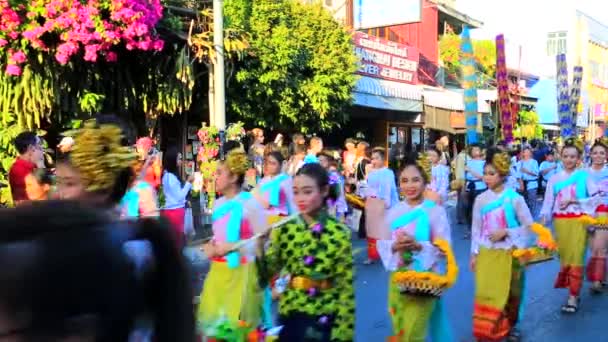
[479,188,520,229]
[259,174,289,208]
[553,170,588,199]
[212,192,253,268]
[119,182,150,218]
[390,200,436,271]
[390,200,436,241]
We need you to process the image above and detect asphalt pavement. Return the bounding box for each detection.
[187,219,608,341]
[353,222,608,342]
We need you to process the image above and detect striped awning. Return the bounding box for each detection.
[423,88,498,113]
[354,76,422,101]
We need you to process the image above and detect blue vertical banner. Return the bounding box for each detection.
[569,66,583,136]
[460,26,478,144]
[556,54,572,138]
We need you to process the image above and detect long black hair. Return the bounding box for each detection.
[295,162,339,203]
[0,201,194,341]
[162,146,182,183]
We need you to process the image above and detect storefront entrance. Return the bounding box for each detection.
[387,123,424,170]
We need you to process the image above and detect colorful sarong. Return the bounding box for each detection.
[388,288,436,341]
[554,216,586,296]
[198,261,262,338]
[473,248,523,341]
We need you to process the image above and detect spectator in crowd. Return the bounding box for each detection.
[24,169,53,202]
[9,132,44,205]
[0,201,195,341]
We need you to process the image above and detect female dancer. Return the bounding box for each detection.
[318,151,348,220]
[540,138,597,313]
[257,163,355,341]
[254,151,296,327]
[255,151,296,220]
[470,150,533,341]
[199,150,267,339]
[376,155,453,342]
[585,141,608,293]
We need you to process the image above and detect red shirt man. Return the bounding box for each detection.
[9,132,43,205]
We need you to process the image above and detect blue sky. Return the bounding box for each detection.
[456,0,608,40]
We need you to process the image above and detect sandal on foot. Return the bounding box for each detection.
[561,298,579,314]
[591,284,603,295]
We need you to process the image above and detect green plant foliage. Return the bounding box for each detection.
[513,110,543,139]
[227,0,358,132]
[439,33,497,87]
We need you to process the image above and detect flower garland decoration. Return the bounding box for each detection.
[225,121,246,142]
[512,223,558,259]
[580,214,608,227]
[196,123,220,208]
[392,239,458,295]
[0,0,164,76]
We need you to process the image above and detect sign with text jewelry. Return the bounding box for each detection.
[353,32,419,85]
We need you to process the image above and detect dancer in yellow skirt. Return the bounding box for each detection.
[376,154,454,342]
[470,150,533,341]
[584,141,608,293]
[199,150,267,340]
[539,138,597,313]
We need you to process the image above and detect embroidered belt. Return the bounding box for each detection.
[211,256,251,264]
[290,276,332,291]
[553,213,583,218]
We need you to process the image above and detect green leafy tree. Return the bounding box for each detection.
[439,33,496,87]
[227,0,358,132]
[513,110,543,139]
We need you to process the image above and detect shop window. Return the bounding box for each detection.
[546,31,567,56]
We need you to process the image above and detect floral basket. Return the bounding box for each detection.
[392,239,458,297]
[512,223,558,263]
[345,193,364,210]
[580,215,608,231]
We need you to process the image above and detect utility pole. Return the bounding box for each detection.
[213,0,226,130]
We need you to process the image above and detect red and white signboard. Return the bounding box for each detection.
[353,32,419,85]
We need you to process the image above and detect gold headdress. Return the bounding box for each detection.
[491,152,511,177]
[564,137,584,154]
[66,121,136,192]
[225,149,250,176]
[416,153,432,184]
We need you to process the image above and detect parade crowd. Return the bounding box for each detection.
[3,115,608,342]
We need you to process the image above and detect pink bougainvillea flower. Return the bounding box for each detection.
[6,64,22,76]
[105,51,118,62]
[0,39,7,47]
[9,51,27,64]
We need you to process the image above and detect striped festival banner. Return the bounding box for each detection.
[569,66,583,135]
[495,34,512,142]
[460,26,478,144]
[556,54,572,138]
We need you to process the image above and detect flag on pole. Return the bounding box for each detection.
[556,54,572,138]
[569,66,583,136]
[460,26,478,144]
[495,34,512,142]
